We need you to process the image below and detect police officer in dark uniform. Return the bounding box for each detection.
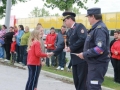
[63,12,88,90]
[77,8,110,90]
[51,12,88,90]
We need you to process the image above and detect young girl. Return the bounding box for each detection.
[10,36,16,64]
[25,29,50,90]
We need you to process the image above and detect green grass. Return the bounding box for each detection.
[42,66,73,78]
[42,66,120,90]
[103,77,120,90]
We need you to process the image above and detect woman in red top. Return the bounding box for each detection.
[111,31,120,83]
[25,29,50,90]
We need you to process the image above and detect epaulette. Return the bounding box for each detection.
[97,25,101,28]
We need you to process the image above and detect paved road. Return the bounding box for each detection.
[0,64,75,90]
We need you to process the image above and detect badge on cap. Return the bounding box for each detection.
[81,29,84,33]
[97,41,102,47]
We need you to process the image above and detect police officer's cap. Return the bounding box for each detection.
[86,8,101,17]
[62,12,76,21]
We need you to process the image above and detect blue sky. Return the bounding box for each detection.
[0,0,120,24]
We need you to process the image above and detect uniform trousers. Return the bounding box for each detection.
[87,63,108,90]
[72,62,88,90]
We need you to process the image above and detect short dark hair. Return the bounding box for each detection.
[114,30,120,34]
[89,14,102,20]
[65,16,75,22]
[50,27,55,30]
[61,25,66,28]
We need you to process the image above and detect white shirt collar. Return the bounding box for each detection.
[71,23,75,28]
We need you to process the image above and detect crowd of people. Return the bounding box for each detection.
[0,24,30,65]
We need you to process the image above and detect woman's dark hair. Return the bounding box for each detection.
[19,25,24,30]
[89,14,102,20]
[2,25,7,29]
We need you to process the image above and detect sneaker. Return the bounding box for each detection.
[4,59,9,62]
[19,62,22,64]
[0,58,3,60]
[61,68,64,71]
[56,66,61,70]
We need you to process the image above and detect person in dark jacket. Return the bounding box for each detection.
[3,27,14,61]
[110,30,119,82]
[56,25,67,70]
[50,12,88,90]
[77,8,110,90]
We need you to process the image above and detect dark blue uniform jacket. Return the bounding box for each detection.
[53,23,87,65]
[83,21,110,64]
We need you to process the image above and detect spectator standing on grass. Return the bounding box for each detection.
[10,37,16,64]
[110,30,119,82]
[0,25,7,59]
[20,26,30,65]
[3,27,14,61]
[56,25,67,70]
[16,25,24,63]
[111,31,120,83]
[45,27,57,67]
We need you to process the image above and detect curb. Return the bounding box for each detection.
[41,70,114,90]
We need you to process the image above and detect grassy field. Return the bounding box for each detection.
[42,66,120,90]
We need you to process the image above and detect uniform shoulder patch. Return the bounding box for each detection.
[81,29,84,33]
[97,25,101,28]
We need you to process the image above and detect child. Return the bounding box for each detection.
[10,37,16,64]
[25,29,50,90]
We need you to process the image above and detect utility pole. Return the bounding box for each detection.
[0,0,2,6]
[5,0,12,32]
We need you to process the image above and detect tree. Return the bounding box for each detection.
[51,13,60,16]
[54,13,59,16]
[41,7,50,16]
[0,0,30,19]
[28,7,50,17]
[28,7,41,17]
[71,7,80,14]
[42,0,99,11]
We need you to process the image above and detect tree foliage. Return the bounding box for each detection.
[42,0,99,11]
[0,0,30,19]
[71,7,80,14]
[28,7,50,17]
[51,13,60,16]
